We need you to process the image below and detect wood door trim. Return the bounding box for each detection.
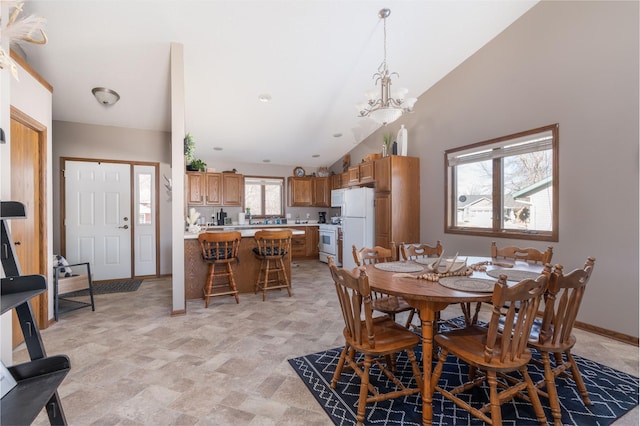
[60,158,161,279]
[10,106,49,329]
[10,50,53,93]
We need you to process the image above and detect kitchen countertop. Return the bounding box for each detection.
[184,226,308,239]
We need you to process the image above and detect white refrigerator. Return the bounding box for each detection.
[340,187,375,270]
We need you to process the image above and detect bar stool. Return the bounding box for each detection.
[198,231,241,307]
[253,229,292,301]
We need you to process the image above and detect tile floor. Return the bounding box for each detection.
[16,260,638,425]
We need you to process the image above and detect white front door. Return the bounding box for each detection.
[65,161,132,280]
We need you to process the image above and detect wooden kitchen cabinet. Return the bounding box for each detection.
[290,231,307,258]
[331,172,350,189]
[348,161,375,186]
[205,173,222,205]
[288,226,318,259]
[186,172,243,206]
[222,173,243,206]
[288,177,313,206]
[359,161,375,184]
[347,165,360,185]
[186,172,206,205]
[313,177,330,207]
[373,155,420,250]
[306,226,319,257]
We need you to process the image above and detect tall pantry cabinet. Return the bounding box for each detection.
[373,155,420,250]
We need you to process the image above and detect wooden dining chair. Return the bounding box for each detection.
[461,241,553,326]
[198,231,242,307]
[431,271,550,426]
[327,257,423,426]
[528,257,595,426]
[352,243,415,328]
[400,241,443,261]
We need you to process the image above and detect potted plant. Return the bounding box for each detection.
[383,133,393,157]
[189,158,207,172]
[184,133,195,164]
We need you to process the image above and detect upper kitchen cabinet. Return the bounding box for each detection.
[186,172,207,205]
[222,173,243,206]
[205,173,222,205]
[313,177,330,207]
[373,155,420,249]
[331,172,350,190]
[348,160,375,186]
[288,176,313,206]
[186,172,243,206]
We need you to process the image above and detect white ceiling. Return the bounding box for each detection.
[16,1,537,168]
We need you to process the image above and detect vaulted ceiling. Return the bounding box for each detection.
[16,1,537,168]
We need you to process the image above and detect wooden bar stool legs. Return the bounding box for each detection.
[203,260,239,308]
[253,230,293,301]
[198,231,242,308]
[255,253,290,301]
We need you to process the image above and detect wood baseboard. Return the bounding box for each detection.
[171,309,186,317]
[574,320,639,346]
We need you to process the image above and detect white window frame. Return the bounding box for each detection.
[243,176,284,217]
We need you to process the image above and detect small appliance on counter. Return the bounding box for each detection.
[318,212,327,224]
[215,208,227,226]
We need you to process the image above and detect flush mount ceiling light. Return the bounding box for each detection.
[357,8,417,126]
[92,87,120,106]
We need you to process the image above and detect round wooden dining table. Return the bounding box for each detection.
[362,256,545,426]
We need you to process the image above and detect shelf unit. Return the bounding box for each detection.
[1,201,70,425]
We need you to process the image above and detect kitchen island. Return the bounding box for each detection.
[184,225,311,300]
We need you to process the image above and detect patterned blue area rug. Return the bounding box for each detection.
[289,318,638,426]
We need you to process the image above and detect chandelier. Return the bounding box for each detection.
[358,8,417,126]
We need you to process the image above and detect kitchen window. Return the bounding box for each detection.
[244,176,284,217]
[445,124,558,241]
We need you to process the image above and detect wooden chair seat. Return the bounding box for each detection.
[346,316,420,353]
[352,243,415,328]
[371,296,413,317]
[328,257,422,426]
[198,231,242,307]
[436,325,534,371]
[432,271,550,426]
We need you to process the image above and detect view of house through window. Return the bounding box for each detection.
[244,176,284,217]
[138,173,152,224]
[445,124,558,241]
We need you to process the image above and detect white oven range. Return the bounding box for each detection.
[318,224,341,266]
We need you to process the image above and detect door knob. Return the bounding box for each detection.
[118,224,129,229]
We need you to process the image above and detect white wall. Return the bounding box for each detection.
[336,1,639,337]
[1,59,54,363]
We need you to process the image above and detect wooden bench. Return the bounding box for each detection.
[54,262,95,321]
